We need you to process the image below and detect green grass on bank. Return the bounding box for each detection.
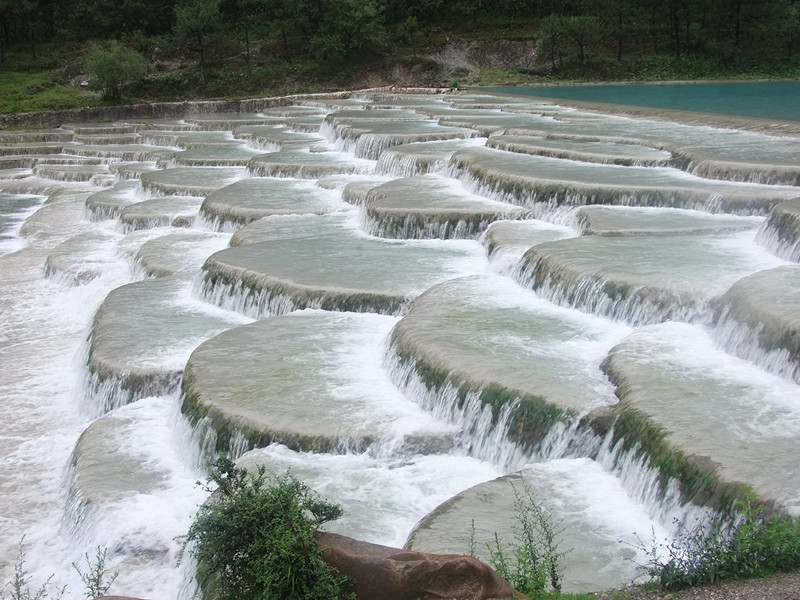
[0,71,96,115]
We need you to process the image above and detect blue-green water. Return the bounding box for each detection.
[489,81,800,121]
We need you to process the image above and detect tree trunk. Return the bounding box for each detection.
[669,0,681,57]
[197,30,206,84]
[282,25,290,60]
[244,20,251,77]
[28,29,36,60]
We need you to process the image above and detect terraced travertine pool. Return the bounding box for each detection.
[0,90,798,598]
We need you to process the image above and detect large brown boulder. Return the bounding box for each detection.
[316,531,529,600]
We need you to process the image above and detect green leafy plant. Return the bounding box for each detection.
[628,492,800,590]
[72,546,118,599]
[183,457,352,600]
[1,538,65,600]
[469,480,569,598]
[83,42,146,102]
[1,538,118,600]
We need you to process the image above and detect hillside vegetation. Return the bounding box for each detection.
[1,0,799,114]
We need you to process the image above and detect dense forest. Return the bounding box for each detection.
[1,0,799,111]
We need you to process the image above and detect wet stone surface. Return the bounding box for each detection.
[1,91,799,597]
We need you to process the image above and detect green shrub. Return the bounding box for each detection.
[183,457,353,600]
[1,539,116,600]
[83,42,147,102]
[1,538,65,600]
[471,480,568,597]
[629,493,800,590]
[72,547,118,600]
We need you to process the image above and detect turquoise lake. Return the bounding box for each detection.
[488,80,800,121]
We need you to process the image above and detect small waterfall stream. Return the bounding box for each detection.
[1,89,798,598]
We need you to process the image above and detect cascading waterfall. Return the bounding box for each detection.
[713,304,800,385]
[383,345,706,533]
[1,86,798,598]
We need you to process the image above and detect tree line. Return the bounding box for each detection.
[2,0,799,74]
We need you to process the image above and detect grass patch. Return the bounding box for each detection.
[0,72,95,114]
[472,68,538,86]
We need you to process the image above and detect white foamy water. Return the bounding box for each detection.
[0,189,227,597]
[0,194,46,256]
[237,444,503,549]
[0,203,134,591]
[2,91,797,599]
[66,395,210,600]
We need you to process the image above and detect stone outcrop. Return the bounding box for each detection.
[316,531,528,600]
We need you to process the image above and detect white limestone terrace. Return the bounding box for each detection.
[323,108,431,126]
[515,225,788,326]
[44,230,121,283]
[85,180,142,220]
[269,115,327,132]
[404,465,667,593]
[133,230,229,278]
[577,205,763,236]
[0,141,77,157]
[169,144,264,167]
[449,145,800,216]
[172,130,242,148]
[487,134,674,167]
[362,174,528,239]
[0,154,100,172]
[233,124,325,150]
[2,89,800,597]
[87,274,250,415]
[235,443,501,550]
[181,112,273,130]
[714,266,800,385]
[200,176,345,230]
[118,195,205,231]
[62,143,178,163]
[341,176,395,206]
[602,320,800,515]
[259,105,328,118]
[0,128,75,143]
[108,161,158,181]
[757,198,800,262]
[364,94,454,110]
[182,310,460,455]
[69,404,166,507]
[139,166,245,196]
[247,148,375,178]
[32,162,112,184]
[482,219,575,265]
[387,274,628,416]
[376,138,485,177]
[503,111,800,185]
[199,211,487,318]
[420,107,553,136]
[323,114,474,160]
[64,395,207,596]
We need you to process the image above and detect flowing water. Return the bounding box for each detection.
[1,86,798,598]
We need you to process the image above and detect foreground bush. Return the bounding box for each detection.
[633,493,800,590]
[184,458,352,600]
